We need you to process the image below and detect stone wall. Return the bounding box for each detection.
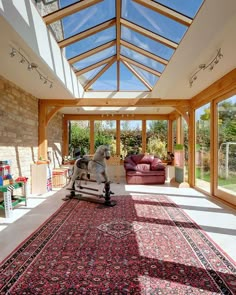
[0,75,63,192]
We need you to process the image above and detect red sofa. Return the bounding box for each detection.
[124,154,166,184]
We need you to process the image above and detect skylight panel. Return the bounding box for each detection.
[65,26,116,59]
[73,46,116,70]
[61,0,115,39]
[122,0,187,44]
[153,0,204,18]
[128,64,159,87]
[90,62,117,91]
[78,65,105,86]
[59,0,82,9]
[121,26,174,61]
[121,46,165,73]
[120,62,149,91]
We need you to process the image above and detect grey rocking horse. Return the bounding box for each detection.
[66,145,116,206]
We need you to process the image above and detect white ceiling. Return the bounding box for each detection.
[0,0,236,115]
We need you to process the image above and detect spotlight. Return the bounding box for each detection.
[189,48,223,87]
[9,47,53,89]
[10,49,16,57]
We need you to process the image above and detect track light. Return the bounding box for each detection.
[10,48,16,57]
[189,49,223,87]
[9,47,53,89]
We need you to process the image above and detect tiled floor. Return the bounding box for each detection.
[0,179,236,263]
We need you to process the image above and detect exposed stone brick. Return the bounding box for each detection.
[0,75,63,193]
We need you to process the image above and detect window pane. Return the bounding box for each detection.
[73,46,116,70]
[61,0,115,38]
[146,120,168,159]
[121,26,174,61]
[94,121,116,154]
[217,96,236,196]
[120,120,142,158]
[121,46,165,73]
[65,26,116,59]
[122,0,187,43]
[153,0,204,18]
[195,104,210,193]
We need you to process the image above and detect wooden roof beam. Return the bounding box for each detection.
[116,0,121,61]
[133,0,192,26]
[42,98,191,108]
[43,0,103,25]
[64,114,170,121]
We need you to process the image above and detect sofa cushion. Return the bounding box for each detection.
[136,163,150,171]
[124,163,137,171]
[126,170,165,176]
[131,154,154,164]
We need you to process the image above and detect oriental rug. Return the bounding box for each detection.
[0,195,235,294]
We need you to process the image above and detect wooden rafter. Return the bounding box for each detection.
[120,18,178,49]
[75,56,115,76]
[84,57,116,90]
[133,0,192,27]
[120,40,168,65]
[43,0,103,25]
[122,60,152,91]
[117,60,120,91]
[58,19,116,48]
[120,55,161,77]
[116,0,121,61]
[116,0,121,91]
[42,98,191,108]
[64,114,170,121]
[68,40,116,64]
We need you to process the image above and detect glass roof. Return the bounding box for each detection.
[43,0,204,92]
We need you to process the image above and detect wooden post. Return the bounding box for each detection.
[90,120,95,154]
[188,109,195,187]
[38,100,48,160]
[142,120,146,153]
[176,116,183,145]
[116,120,120,156]
[167,119,173,152]
[62,117,69,158]
[211,101,216,195]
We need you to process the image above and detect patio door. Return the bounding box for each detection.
[195,103,211,194]
[214,95,236,205]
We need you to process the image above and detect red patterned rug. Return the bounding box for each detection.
[0,195,235,294]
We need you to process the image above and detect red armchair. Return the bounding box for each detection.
[124,154,166,185]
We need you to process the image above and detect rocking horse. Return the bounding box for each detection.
[65,145,116,206]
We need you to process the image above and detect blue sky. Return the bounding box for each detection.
[58,0,204,91]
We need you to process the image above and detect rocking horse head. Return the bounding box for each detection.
[93,144,111,161]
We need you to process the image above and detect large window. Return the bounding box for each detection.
[217,96,236,196]
[195,104,211,193]
[146,120,168,159]
[94,120,116,155]
[70,120,90,156]
[120,120,142,158]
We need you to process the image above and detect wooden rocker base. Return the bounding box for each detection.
[65,182,116,207]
